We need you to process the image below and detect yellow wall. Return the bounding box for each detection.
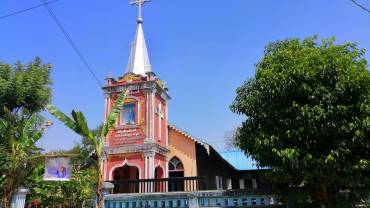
[168,128,197,177]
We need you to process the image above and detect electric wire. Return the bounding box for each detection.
[41,0,104,88]
[350,0,370,13]
[0,0,60,19]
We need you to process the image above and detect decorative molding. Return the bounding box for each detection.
[108,143,169,155]
[144,150,155,158]
[103,81,171,102]
[118,73,142,83]
[124,98,137,103]
[108,158,142,180]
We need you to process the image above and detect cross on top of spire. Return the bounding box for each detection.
[130,0,151,23]
[125,0,152,76]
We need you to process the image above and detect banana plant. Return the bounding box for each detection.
[0,110,46,208]
[46,90,127,208]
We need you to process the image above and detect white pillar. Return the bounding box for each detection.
[151,90,155,140]
[146,90,150,137]
[188,196,200,208]
[11,187,29,208]
[144,151,155,193]
[239,179,245,189]
[252,178,258,189]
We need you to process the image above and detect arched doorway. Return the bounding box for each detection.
[154,166,164,192]
[168,157,184,191]
[112,164,140,193]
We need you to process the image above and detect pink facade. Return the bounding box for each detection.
[103,73,170,181]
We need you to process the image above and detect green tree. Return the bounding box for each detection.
[0,57,52,118]
[0,58,52,208]
[47,90,127,208]
[231,36,370,207]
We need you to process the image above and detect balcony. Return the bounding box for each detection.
[104,177,282,208]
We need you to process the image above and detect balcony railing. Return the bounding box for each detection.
[107,177,207,194]
[106,176,274,195]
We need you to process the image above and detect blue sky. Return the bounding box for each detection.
[1,0,370,151]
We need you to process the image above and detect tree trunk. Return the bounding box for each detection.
[314,184,335,208]
[97,160,103,208]
[2,188,12,208]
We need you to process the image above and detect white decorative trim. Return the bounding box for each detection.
[146,90,150,138]
[151,156,155,178]
[108,159,142,181]
[165,103,169,146]
[151,90,155,139]
[144,156,148,179]
[104,95,108,122]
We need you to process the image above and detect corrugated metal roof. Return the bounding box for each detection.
[219,151,258,170]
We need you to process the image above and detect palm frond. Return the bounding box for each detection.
[22,115,37,137]
[101,90,127,137]
[71,110,97,148]
[46,104,79,133]
[0,118,6,135]
[30,129,44,144]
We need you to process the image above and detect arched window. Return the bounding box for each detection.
[168,157,184,191]
[122,103,136,125]
[169,157,184,172]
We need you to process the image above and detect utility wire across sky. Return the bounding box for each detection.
[40,0,103,88]
[1,0,103,88]
[2,0,367,89]
[350,0,370,13]
[0,0,60,19]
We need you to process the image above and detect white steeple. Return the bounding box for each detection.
[126,0,152,76]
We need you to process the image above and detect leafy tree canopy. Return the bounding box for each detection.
[0,57,52,116]
[0,58,52,208]
[231,36,370,207]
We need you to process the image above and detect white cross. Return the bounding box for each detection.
[129,0,151,21]
[157,103,164,141]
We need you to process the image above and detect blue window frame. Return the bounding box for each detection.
[122,103,136,125]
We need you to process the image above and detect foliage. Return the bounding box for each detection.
[0,58,52,208]
[46,90,128,208]
[26,145,98,208]
[47,90,127,158]
[231,36,370,207]
[0,57,52,117]
[0,114,45,208]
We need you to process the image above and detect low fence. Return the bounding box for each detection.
[107,177,206,194]
[104,190,283,208]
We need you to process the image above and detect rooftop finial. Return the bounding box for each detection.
[130,0,151,23]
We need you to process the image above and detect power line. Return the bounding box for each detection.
[0,0,60,19]
[40,0,103,88]
[350,0,370,13]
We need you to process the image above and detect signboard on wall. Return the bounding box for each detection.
[43,157,71,181]
[110,127,145,146]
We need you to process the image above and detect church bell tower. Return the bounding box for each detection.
[103,0,170,182]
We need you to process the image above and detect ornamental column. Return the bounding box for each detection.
[144,151,155,179]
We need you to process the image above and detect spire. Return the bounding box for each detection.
[126,0,152,76]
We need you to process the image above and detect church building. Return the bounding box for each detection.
[101,0,268,195]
